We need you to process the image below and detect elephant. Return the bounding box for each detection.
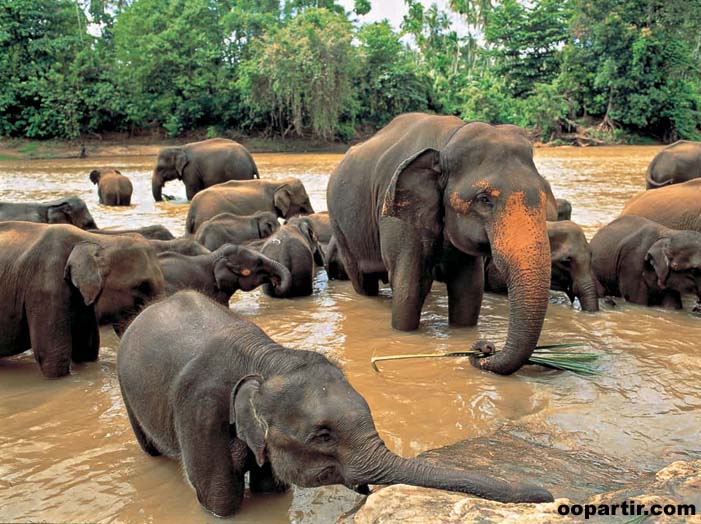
[286,211,331,244]
[252,216,324,298]
[193,211,279,251]
[325,235,349,281]
[89,168,133,206]
[185,177,314,234]
[556,198,572,221]
[148,238,211,256]
[0,196,97,230]
[0,222,164,378]
[152,138,259,201]
[646,140,701,189]
[117,291,554,517]
[327,113,557,375]
[621,178,701,231]
[484,221,600,312]
[94,224,176,241]
[157,244,291,304]
[590,215,701,308]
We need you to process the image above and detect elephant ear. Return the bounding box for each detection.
[274,187,292,217]
[230,374,267,467]
[47,201,72,224]
[89,170,101,185]
[381,148,444,238]
[645,238,671,288]
[174,149,189,178]
[213,255,240,292]
[64,242,105,306]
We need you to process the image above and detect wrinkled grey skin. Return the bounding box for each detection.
[556,198,572,221]
[194,211,280,251]
[0,222,164,378]
[621,178,701,233]
[89,168,133,206]
[149,238,211,256]
[186,178,314,234]
[118,291,554,517]
[0,196,97,230]
[327,113,557,375]
[152,138,259,201]
[646,140,701,189]
[250,217,324,298]
[158,244,291,304]
[325,235,349,280]
[286,211,331,244]
[485,221,600,312]
[591,215,701,308]
[93,224,175,241]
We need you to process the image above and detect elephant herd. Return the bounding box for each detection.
[2,115,701,517]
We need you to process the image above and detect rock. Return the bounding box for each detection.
[289,485,366,524]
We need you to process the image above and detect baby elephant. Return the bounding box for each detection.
[158,244,291,304]
[89,169,133,206]
[591,215,701,308]
[485,221,600,312]
[194,211,279,251]
[118,291,553,517]
[254,216,324,298]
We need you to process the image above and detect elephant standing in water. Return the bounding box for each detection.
[118,291,553,517]
[152,138,259,201]
[89,168,133,206]
[0,222,164,377]
[0,196,97,229]
[646,141,701,189]
[485,221,600,312]
[327,113,557,375]
[621,179,701,231]
[591,215,701,308]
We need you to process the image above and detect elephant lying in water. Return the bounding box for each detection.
[0,222,164,377]
[327,113,557,375]
[591,215,701,308]
[93,224,175,240]
[484,221,600,312]
[0,196,97,229]
[118,291,553,517]
[621,179,701,231]
[158,244,291,303]
[193,211,279,251]
[89,168,133,206]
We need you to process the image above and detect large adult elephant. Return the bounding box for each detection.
[646,140,701,189]
[0,196,97,229]
[185,178,314,234]
[327,113,557,375]
[484,221,600,312]
[118,291,553,517]
[0,222,164,378]
[151,138,259,201]
[620,178,701,231]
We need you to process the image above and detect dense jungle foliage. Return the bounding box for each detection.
[1,0,700,142]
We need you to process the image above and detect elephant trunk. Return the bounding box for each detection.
[267,259,292,296]
[573,273,600,312]
[474,192,551,375]
[152,174,163,202]
[346,438,553,504]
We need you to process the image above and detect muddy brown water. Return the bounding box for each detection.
[1,146,700,523]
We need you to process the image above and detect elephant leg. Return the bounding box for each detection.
[176,393,245,517]
[249,461,289,494]
[388,254,433,331]
[71,307,100,363]
[122,393,161,456]
[658,290,683,309]
[444,252,484,327]
[26,300,72,378]
[185,181,203,201]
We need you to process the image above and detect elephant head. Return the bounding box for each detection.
[645,232,701,296]
[232,366,553,503]
[548,221,600,312]
[47,197,98,230]
[212,244,292,295]
[273,179,315,219]
[555,198,572,221]
[254,211,281,239]
[152,147,189,201]
[64,239,165,329]
[382,123,557,375]
[89,169,121,185]
[286,216,325,266]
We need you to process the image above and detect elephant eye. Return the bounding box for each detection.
[135,281,152,295]
[475,193,493,206]
[310,428,335,444]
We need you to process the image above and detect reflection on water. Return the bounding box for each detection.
[2,146,701,523]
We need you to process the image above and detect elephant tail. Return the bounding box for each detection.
[645,173,673,189]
